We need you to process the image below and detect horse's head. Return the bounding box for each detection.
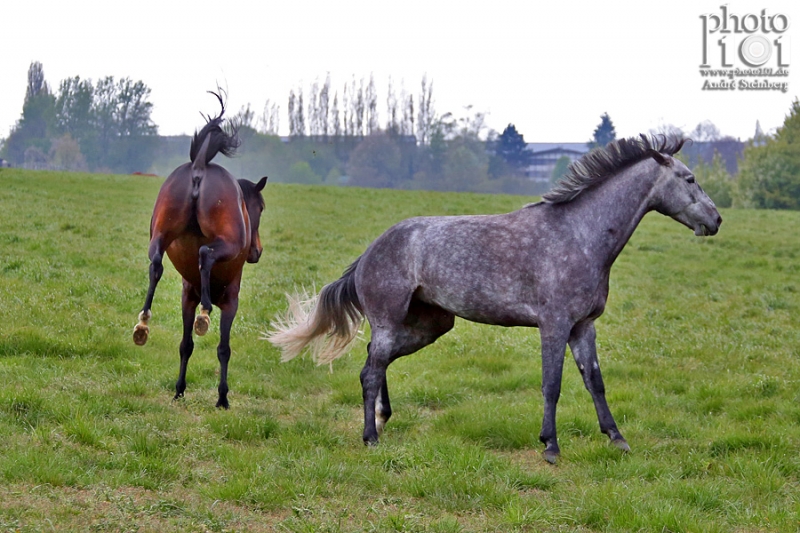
[239,176,268,263]
[651,154,722,237]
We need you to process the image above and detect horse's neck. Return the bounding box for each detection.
[567,164,658,266]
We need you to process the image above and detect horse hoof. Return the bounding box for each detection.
[216,399,229,409]
[132,324,149,346]
[194,314,210,336]
[543,450,559,464]
[613,438,631,453]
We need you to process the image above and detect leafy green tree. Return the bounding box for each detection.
[55,77,94,138]
[49,133,87,171]
[694,151,732,208]
[90,77,158,172]
[738,99,800,209]
[288,88,306,137]
[54,76,95,165]
[442,138,489,192]
[416,75,435,145]
[487,154,509,179]
[2,62,56,165]
[347,134,402,188]
[286,137,339,180]
[496,124,532,175]
[589,112,616,148]
[287,161,322,184]
[427,122,447,176]
[4,69,157,173]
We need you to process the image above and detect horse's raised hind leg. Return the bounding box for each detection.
[569,321,629,453]
[361,300,455,444]
[194,239,240,336]
[376,370,392,437]
[361,341,390,445]
[215,286,239,409]
[175,281,199,400]
[360,341,393,436]
[133,237,165,346]
[538,324,570,464]
[194,307,210,336]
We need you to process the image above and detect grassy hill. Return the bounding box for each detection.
[1,168,799,532]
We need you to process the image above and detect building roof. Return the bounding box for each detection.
[526,142,590,155]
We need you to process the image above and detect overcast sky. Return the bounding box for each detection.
[0,0,797,143]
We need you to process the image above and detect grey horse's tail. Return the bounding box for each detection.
[266,258,363,365]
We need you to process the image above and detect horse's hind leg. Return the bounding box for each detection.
[361,336,396,445]
[175,281,199,400]
[568,321,629,453]
[133,237,165,346]
[214,285,239,409]
[362,344,392,437]
[194,239,241,336]
[375,369,391,436]
[361,300,455,444]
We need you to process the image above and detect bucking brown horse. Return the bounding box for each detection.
[133,93,267,408]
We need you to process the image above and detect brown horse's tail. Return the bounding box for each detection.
[266,258,364,365]
[189,90,241,199]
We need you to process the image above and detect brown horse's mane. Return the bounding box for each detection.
[189,91,241,165]
[542,134,687,204]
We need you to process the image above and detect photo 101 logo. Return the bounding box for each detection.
[700,5,790,93]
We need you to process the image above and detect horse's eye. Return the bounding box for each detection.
[686,175,696,184]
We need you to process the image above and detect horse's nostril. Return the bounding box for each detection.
[716,215,722,226]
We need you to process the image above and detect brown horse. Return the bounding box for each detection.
[133,93,268,408]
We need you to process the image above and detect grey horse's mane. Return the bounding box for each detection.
[541,134,687,204]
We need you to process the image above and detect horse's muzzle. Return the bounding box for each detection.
[247,247,262,263]
[695,213,722,236]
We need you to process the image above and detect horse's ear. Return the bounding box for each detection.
[648,150,671,167]
[256,176,268,191]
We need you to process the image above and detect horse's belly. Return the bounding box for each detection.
[454,306,538,327]
[166,241,201,284]
[424,292,538,327]
[417,277,538,327]
[166,238,245,288]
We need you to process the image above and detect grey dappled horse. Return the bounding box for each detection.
[269,135,721,463]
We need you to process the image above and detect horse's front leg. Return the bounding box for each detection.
[569,321,629,453]
[215,284,240,409]
[195,239,240,336]
[175,280,199,400]
[133,236,165,346]
[538,323,570,464]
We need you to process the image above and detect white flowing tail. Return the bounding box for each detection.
[265,259,363,365]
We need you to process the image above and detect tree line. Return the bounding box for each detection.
[636,104,800,211]
[3,63,799,209]
[577,110,800,211]
[161,109,543,196]
[1,62,158,173]
[158,73,545,195]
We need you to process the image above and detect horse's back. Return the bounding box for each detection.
[354,207,593,327]
[194,165,249,250]
[355,212,533,322]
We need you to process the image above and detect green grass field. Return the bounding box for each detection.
[1,168,799,532]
